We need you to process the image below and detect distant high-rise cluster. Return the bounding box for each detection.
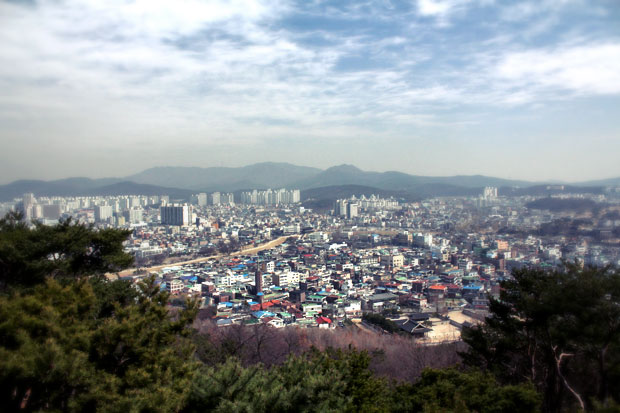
[356,194,399,210]
[190,192,235,206]
[239,189,300,205]
[13,193,170,226]
[483,187,498,199]
[334,198,359,219]
[334,194,399,218]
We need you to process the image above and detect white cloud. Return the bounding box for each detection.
[415,0,477,25]
[495,43,620,96]
[1,0,620,181]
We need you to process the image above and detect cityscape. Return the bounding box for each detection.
[2,0,620,411]
[4,180,619,345]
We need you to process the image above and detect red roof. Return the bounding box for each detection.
[316,316,332,324]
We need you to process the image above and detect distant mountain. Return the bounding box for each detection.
[525,197,602,212]
[2,162,618,202]
[499,185,605,197]
[0,178,121,201]
[0,178,190,202]
[126,162,321,191]
[575,177,620,187]
[292,164,531,193]
[81,182,193,199]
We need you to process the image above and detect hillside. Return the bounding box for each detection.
[126,162,321,191]
[1,162,618,201]
[525,197,602,212]
[0,179,191,202]
[292,165,533,192]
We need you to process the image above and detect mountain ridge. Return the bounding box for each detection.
[0,163,615,202]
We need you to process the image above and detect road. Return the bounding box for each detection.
[112,235,294,278]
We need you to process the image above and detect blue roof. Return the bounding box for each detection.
[252,311,274,318]
[463,285,482,290]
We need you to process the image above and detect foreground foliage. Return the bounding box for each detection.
[462,264,620,412]
[0,211,133,290]
[184,349,539,413]
[0,277,198,412]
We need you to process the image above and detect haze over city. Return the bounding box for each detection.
[1,0,619,183]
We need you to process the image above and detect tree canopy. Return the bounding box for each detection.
[0,276,198,412]
[461,264,620,412]
[0,211,133,290]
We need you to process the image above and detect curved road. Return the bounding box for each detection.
[113,235,295,278]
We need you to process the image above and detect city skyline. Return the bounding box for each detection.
[1,0,619,183]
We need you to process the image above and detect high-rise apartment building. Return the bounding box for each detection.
[191,193,207,207]
[160,204,192,226]
[125,208,143,224]
[346,202,359,219]
[95,205,113,222]
[239,189,301,205]
[211,192,221,205]
[483,187,498,199]
[221,193,235,205]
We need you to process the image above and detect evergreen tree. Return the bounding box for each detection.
[184,348,390,413]
[392,368,541,412]
[0,212,133,291]
[0,276,198,412]
[461,264,620,412]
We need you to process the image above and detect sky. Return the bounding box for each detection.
[1,0,619,184]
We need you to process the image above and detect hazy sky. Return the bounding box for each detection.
[1,0,619,184]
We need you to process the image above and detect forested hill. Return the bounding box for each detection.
[2,162,613,201]
[525,197,602,212]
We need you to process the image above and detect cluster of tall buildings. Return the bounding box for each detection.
[483,187,498,199]
[16,193,63,221]
[239,189,301,205]
[15,193,171,224]
[89,195,170,224]
[356,194,400,210]
[334,195,400,218]
[334,199,359,219]
[190,192,235,207]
